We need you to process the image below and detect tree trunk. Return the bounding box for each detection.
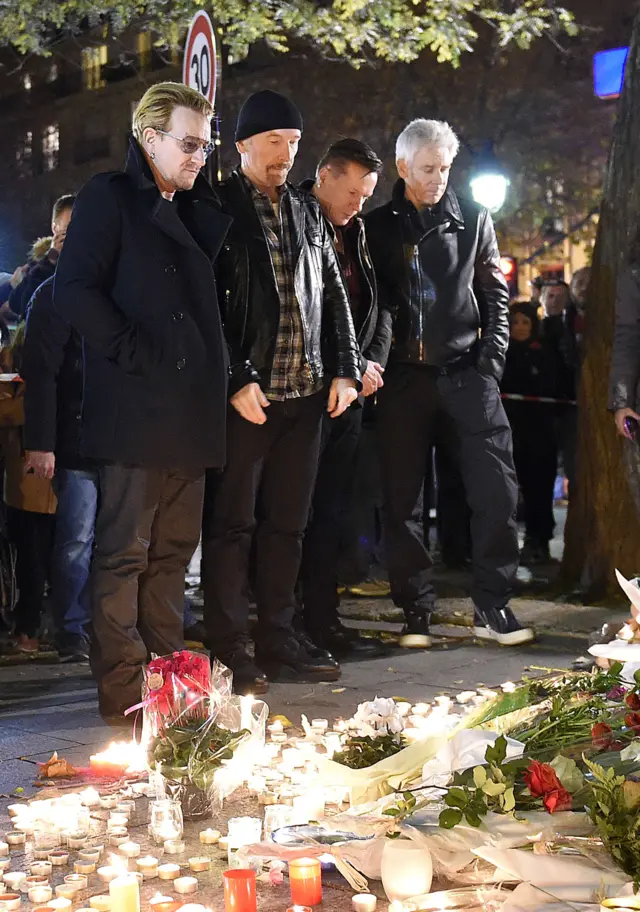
[561,12,640,600]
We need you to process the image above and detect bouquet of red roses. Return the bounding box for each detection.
[141,650,216,738]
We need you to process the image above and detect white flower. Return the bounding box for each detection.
[621,740,640,762]
[349,696,405,738]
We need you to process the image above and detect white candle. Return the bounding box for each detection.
[311,718,328,732]
[157,865,180,881]
[135,857,158,880]
[148,897,173,908]
[109,873,139,912]
[3,874,25,893]
[5,835,24,847]
[28,886,52,904]
[99,796,118,810]
[89,895,112,911]
[49,852,70,867]
[55,885,78,900]
[80,788,100,808]
[187,858,210,873]
[173,878,197,895]
[118,842,140,859]
[26,877,48,890]
[162,841,185,856]
[65,875,88,891]
[0,893,21,911]
[352,896,377,912]
[268,719,284,734]
[78,849,102,862]
[198,829,220,845]
[0,846,7,859]
[97,867,117,884]
[240,694,254,731]
[109,832,129,848]
[50,898,72,910]
[68,833,88,849]
[30,863,52,878]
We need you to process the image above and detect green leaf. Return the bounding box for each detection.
[439,808,463,829]
[383,807,401,817]
[445,792,468,809]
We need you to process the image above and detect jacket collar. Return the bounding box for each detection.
[298,177,364,243]
[391,178,464,229]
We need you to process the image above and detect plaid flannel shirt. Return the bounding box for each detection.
[243,173,323,400]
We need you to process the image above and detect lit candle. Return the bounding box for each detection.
[1,893,22,911]
[223,869,256,912]
[148,896,173,908]
[67,833,88,849]
[64,875,88,891]
[108,815,129,829]
[157,865,180,882]
[118,843,140,859]
[90,895,112,912]
[79,849,102,862]
[311,719,328,733]
[109,832,129,848]
[240,694,254,732]
[49,898,72,911]
[188,858,210,873]
[286,907,312,912]
[116,802,135,818]
[199,830,220,845]
[29,887,53,904]
[26,877,50,890]
[162,841,185,856]
[80,788,100,808]
[109,873,139,912]
[100,796,119,810]
[227,818,262,865]
[135,857,158,880]
[30,863,52,878]
[49,852,70,867]
[292,791,325,824]
[97,867,117,884]
[288,858,322,907]
[55,886,78,900]
[173,878,198,895]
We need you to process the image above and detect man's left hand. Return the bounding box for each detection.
[327,378,358,418]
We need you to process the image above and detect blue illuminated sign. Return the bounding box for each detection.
[594,46,629,99]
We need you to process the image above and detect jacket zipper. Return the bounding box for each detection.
[415,221,451,362]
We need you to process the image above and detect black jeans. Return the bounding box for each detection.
[509,409,557,546]
[202,393,325,658]
[377,363,519,617]
[300,407,363,637]
[91,464,204,718]
[7,507,55,638]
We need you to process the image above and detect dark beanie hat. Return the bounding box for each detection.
[235,90,303,142]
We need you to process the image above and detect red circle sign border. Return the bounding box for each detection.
[182,10,217,107]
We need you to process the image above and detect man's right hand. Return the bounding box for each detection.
[24,450,55,480]
[614,407,640,439]
[230,382,270,425]
[362,360,384,398]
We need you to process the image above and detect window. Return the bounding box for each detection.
[16,131,33,179]
[42,124,60,171]
[137,31,152,70]
[81,45,108,90]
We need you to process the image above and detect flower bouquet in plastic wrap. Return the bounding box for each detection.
[141,651,263,818]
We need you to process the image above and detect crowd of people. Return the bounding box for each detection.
[0,81,591,727]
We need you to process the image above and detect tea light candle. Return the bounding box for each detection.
[30,864,52,878]
[187,858,210,874]
[173,878,197,895]
[311,719,328,733]
[89,896,112,911]
[162,841,185,856]
[157,866,179,883]
[118,843,140,859]
[0,846,7,859]
[64,875,88,891]
[135,858,158,880]
[80,788,100,808]
[97,868,117,885]
[352,896,377,912]
[26,878,49,890]
[148,897,173,908]
[198,830,220,845]
[270,731,287,744]
[288,858,322,907]
[0,863,9,875]
[49,852,69,867]
[28,888,53,905]
[49,899,72,911]
[67,833,88,850]
[3,874,26,893]
[109,833,129,848]
[78,849,102,862]
[55,886,77,900]
[115,803,135,818]
[99,797,118,810]
[5,835,24,848]
[108,815,129,829]
[109,872,139,912]
[286,907,312,912]
[74,861,96,875]
[0,893,22,911]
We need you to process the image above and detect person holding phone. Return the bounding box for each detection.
[610,235,640,440]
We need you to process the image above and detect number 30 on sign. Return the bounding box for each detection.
[182,10,218,106]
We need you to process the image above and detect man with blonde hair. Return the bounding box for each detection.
[54,81,231,725]
[366,118,533,649]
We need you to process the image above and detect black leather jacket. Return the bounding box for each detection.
[298,178,392,373]
[610,265,640,411]
[365,179,510,379]
[216,170,361,397]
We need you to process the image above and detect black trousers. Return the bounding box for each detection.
[91,465,204,717]
[299,407,363,636]
[202,393,325,658]
[377,363,519,617]
[510,410,557,546]
[7,507,55,638]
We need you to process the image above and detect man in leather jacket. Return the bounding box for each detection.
[202,91,361,694]
[298,138,391,659]
[365,118,533,648]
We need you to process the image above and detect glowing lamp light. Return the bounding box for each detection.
[470,172,510,214]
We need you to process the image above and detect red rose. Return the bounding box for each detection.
[625,712,640,732]
[626,692,640,711]
[543,788,572,813]
[592,722,614,750]
[523,761,564,798]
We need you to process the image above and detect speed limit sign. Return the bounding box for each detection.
[182,11,217,107]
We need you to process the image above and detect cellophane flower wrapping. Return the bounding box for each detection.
[143,652,261,817]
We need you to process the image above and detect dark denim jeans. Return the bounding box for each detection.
[52,468,99,642]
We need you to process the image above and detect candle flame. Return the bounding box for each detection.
[89,740,147,773]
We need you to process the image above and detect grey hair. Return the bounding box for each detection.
[395,119,460,165]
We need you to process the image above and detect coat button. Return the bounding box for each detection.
[165,264,177,275]
[176,359,186,370]
[173,311,184,322]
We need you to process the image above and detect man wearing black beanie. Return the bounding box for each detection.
[202,90,361,693]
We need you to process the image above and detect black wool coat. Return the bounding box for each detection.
[53,138,232,470]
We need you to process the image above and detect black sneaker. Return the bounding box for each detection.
[57,634,90,663]
[256,638,342,683]
[473,605,535,646]
[399,612,432,649]
[218,649,269,696]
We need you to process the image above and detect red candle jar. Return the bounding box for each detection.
[223,869,257,912]
[288,857,322,906]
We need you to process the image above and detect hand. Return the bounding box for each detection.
[52,230,67,253]
[362,360,384,398]
[614,407,640,439]
[328,377,358,418]
[10,265,28,288]
[24,450,55,480]
[230,382,270,425]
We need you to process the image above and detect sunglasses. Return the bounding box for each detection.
[154,129,214,159]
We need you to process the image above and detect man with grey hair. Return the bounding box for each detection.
[365,118,533,648]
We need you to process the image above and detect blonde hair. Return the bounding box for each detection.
[29,236,53,261]
[132,82,213,142]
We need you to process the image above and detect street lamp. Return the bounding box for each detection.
[469,142,510,215]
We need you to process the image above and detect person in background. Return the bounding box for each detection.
[0,328,56,654]
[539,281,571,349]
[6,196,76,322]
[501,303,562,565]
[610,236,640,440]
[298,138,390,658]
